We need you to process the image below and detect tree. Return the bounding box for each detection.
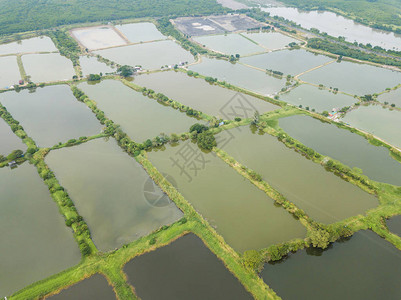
[197,131,216,150]
[189,123,208,133]
[322,111,329,117]
[88,74,101,81]
[117,65,134,77]
[242,250,263,271]
[7,149,23,161]
[309,229,330,249]
[251,110,260,125]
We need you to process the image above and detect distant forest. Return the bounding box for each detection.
[0,0,228,35]
[279,0,401,31]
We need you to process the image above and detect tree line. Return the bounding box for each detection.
[0,0,228,36]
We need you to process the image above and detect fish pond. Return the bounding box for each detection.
[94,40,194,70]
[217,127,378,223]
[378,87,401,108]
[124,234,253,300]
[279,115,401,186]
[242,31,299,50]
[0,56,21,88]
[115,22,166,43]
[22,53,75,82]
[0,163,80,297]
[148,141,306,252]
[133,71,279,118]
[278,84,355,112]
[45,138,183,251]
[300,60,401,95]
[189,57,286,96]
[0,85,102,147]
[46,274,116,299]
[0,117,26,156]
[193,33,265,56]
[386,215,401,237]
[0,36,57,55]
[79,56,115,76]
[261,230,401,300]
[71,26,127,50]
[342,104,401,149]
[241,49,332,76]
[78,80,200,142]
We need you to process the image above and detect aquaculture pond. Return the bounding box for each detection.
[133,71,279,118]
[78,80,199,142]
[386,216,401,237]
[378,88,401,108]
[22,53,75,82]
[0,36,57,55]
[115,22,166,43]
[189,57,286,96]
[148,142,306,252]
[46,138,183,251]
[264,7,401,50]
[193,33,265,56]
[94,40,194,70]
[0,85,102,147]
[71,26,127,50]
[47,274,116,299]
[261,230,401,300]
[218,127,378,223]
[79,56,115,76]
[0,56,21,88]
[124,234,253,300]
[241,49,332,76]
[301,60,401,95]
[342,104,401,149]
[279,115,401,186]
[0,118,26,156]
[242,31,299,50]
[279,84,355,112]
[0,163,80,297]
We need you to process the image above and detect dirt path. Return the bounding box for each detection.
[294,60,336,79]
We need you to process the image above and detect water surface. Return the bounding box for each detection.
[189,57,285,96]
[0,85,102,147]
[47,274,116,299]
[241,49,332,76]
[148,142,306,252]
[342,104,401,149]
[0,118,26,156]
[279,84,355,112]
[78,80,200,142]
[46,138,183,251]
[218,127,378,223]
[134,71,279,118]
[124,234,253,300]
[261,230,401,300]
[193,34,265,56]
[264,7,401,50]
[115,22,166,43]
[22,53,75,82]
[301,60,401,95]
[0,56,21,88]
[0,164,80,297]
[279,115,401,186]
[95,40,194,70]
